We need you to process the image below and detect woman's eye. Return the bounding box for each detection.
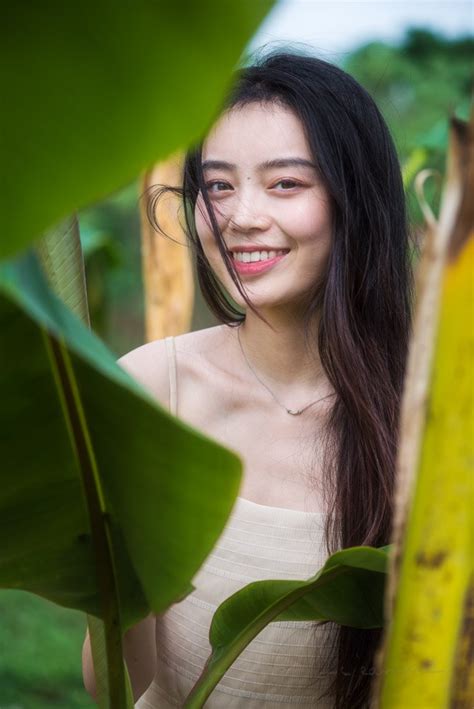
[206,181,232,193]
[273,179,301,190]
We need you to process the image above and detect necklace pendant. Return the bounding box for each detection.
[286,408,302,416]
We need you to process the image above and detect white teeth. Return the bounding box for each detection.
[232,249,287,263]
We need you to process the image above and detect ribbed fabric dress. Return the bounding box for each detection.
[135,336,336,708]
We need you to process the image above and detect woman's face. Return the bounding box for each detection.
[195,101,333,312]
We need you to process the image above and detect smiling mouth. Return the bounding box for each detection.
[229,248,290,263]
[229,249,290,275]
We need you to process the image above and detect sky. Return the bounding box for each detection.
[250,0,473,60]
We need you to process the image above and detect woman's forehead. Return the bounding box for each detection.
[202,102,311,166]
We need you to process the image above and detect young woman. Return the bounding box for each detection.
[82,51,415,708]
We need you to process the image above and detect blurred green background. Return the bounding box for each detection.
[1,26,471,709]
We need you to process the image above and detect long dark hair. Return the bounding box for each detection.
[147,50,417,708]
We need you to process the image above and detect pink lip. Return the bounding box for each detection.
[231,252,289,275]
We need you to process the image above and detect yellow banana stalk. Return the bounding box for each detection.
[372,114,473,708]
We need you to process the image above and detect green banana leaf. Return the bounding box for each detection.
[36,214,132,707]
[35,214,91,327]
[185,545,391,707]
[1,2,275,700]
[0,248,242,703]
[0,0,274,258]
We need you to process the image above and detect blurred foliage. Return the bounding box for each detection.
[345,28,472,155]
[79,181,143,354]
[79,28,473,356]
[344,29,473,226]
[0,590,93,708]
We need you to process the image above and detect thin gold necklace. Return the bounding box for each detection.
[236,326,335,416]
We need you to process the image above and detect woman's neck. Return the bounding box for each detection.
[231,308,331,401]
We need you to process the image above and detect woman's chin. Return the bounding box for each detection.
[231,291,300,314]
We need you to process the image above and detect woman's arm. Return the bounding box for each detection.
[82,613,157,702]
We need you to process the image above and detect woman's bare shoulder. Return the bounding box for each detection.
[174,324,240,382]
[116,325,230,407]
[116,337,170,407]
[174,324,232,356]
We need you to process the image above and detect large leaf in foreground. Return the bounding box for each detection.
[0,249,242,630]
[35,218,132,708]
[184,545,390,708]
[0,0,274,257]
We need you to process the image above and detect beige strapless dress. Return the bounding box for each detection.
[134,337,336,708]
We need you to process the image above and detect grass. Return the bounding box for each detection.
[0,589,95,709]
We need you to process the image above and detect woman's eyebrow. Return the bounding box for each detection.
[202,158,317,172]
[258,158,317,171]
[202,160,235,172]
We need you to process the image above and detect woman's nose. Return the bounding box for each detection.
[228,198,272,233]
